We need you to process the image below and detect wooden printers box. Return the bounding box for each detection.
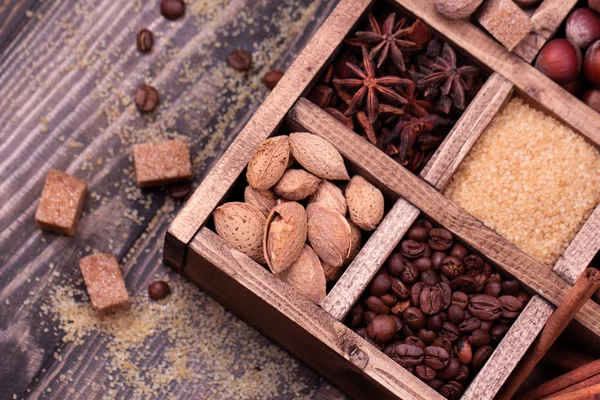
[164,0,600,398]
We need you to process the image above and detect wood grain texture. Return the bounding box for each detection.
[165,0,374,270]
[287,97,600,339]
[189,227,443,400]
[393,0,600,148]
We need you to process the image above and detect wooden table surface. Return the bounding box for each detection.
[0,0,348,398]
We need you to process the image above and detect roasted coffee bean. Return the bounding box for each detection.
[447,304,465,325]
[420,285,444,315]
[365,296,390,315]
[423,245,432,258]
[387,253,405,276]
[392,315,404,331]
[502,280,520,296]
[440,274,450,283]
[431,251,447,270]
[426,379,444,391]
[415,219,433,232]
[432,336,453,353]
[450,275,477,293]
[135,84,159,112]
[439,322,460,342]
[148,281,171,300]
[418,329,437,345]
[420,270,440,286]
[369,271,391,296]
[468,328,491,347]
[404,336,426,350]
[354,327,366,338]
[424,346,450,370]
[490,324,510,343]
[484,280,502,297]
[439,381,464,400]
[227,49,252,71]
[463,254,484,275]
[391,278,411,300]
[400,261,419,284]
[367,315,398,343]
[482,262,494,277]
[458,317,481,334]
[400,239,427,258]
[499,295,524,319]
[437,357,461,381]
[380,293,397,307]
[411,282,425,306]
[262,70,284,90]
[473,345,493,369]
[402,325,416,338]
[454,337,472,365]
[390,344,424,367]
[347,303,364,328]
[452,291,469,309]
[450,243,468,260]
[416,364,437,381]
[516,291,530,305]
[383,340,404,356]
[407,225,428,241]
[365,336,385,351]
[427,314,443,332]
[161,0,185,20]
[456,365,470,381]
[428,228,453,251]
[480,320,494,332]
[167,182,191,199]
[469,294,503,320]
[403,307,426,330]
[414,257,433,272]
[439,282,452,309]
[362,311,377,324]
[474,274,488,292]
[136,29,154,53]
[438,311,448,322]
[391,299,411,315]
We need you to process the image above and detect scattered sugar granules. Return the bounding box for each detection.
[444,98,600,267]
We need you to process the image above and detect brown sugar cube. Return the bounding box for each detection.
[35,169,87,236]
[477,0,533,50]
[132,138,192,187]
[80,253,129,313]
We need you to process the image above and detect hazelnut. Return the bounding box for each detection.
[566,8,600,49]
[535,39,582,84]
[434,0,484,19]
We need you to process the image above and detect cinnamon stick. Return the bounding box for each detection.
[544,382,600,399]
[543,342,597,372]
[496,268,600,400]
[518,360,600,399]
[552,373,600,396]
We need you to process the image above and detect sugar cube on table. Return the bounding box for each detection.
[477,0,533,51]
[35,169,87,236]
[132,138,192,187]
[79,253,129,313]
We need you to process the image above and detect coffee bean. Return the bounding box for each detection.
[347,303,364,328]
[227,49,252,71]
[439,381,464,400]
[392,315,403,331]
[452,291,468,308]
[136,29,154,53]
[414,256,433,272]
[161,0,185,20]
[439,282,452,309]
[439,322,460,342]
[415,218,433,232]
[420,285,444,315]
[469,294,503,320]
[484,280,502,297]
[167,182,191,200]
[383,340,404,356]
[420,270,440,286]
[380,293,397,307]
[390,344,424,367]
[401,325,416,338]
[135,84,159,113]
[437,357,461,380]
[404,336,426,350]
[472,345,493,369]
[474,274,488,292]
[467,328,491,347]
[365,296,390,315]
[480,320,494,332]
[400,239,427,258]
[416,364,437,381]
[400,261,419,284]
[354,327,366,338]
[148,280,171,300]
[431,251,447,270]
[426,378,444,390]
[516,291,530,305]
[367,315,398,343]
[463,254,484,274]
[450,275,477,293]
[482,263,494,277]
[390,277,410,300]
[407,225,428,241]
[456,365,470,381]
[263,70,284,90]
[499,295,524,319]
[490,324,510,343]
[427,314,443,332]
[454,337,472,364]
[441,256,464,278]
[362,311,377,324]
[424,346,450,370]
[428,228,453,251]
[447,304,465,325]
[403,307,426,330]
[458,317,481,334]
[418,329,437,344]
[365,336,385,351]
[502,280,520,296]
[432,336,453,353]
[411,282,425,307]
[387,253,405,276]
[369,271,392,296]
[450,243,468,260]
[391,299,411,315]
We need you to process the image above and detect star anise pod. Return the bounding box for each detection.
[347,13,421,71]
[396,80,432,118]
[416,42,479,111]
[333,46,410,124]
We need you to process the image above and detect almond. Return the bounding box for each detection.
[308,180,347,216]
[346,175,384,231]
[307,203,351,268]
[322,260,345,282]
[289,132,350,181]
[277,245,326,303]
[213,202,266,264]
[434,0,483,19]
[346,218,362,264]
[244,186,277,217]
[272,169,321,201]
[264,202,307,273]
[246,136,290,190]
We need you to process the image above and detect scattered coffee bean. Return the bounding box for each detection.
[135,84,159,113]
[136,29,154,53]
[167,182,191,199]
[263,70,284,90]
[227,49,252,71]
[161,0,185,20]
[148,280,171,300]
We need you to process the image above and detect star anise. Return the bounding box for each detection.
[416,42,478,111]
[347,13,421,71]
[333,46,410,124]
[396,80,432,118]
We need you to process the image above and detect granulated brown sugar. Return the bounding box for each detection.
[444,98,600,267]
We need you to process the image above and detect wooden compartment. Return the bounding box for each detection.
[164,0,600,398]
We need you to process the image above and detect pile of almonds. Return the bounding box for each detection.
[212,133,386,303]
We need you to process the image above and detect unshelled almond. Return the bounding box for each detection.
[289,132,350,181]
[272,169,321,201]
[322,218,361,282]
[277,245,326,303]
[322,260,345,282]
[244,186,278,217]
[247,136,290,191]
[434,0,483,19]
[264,202,307,273]
[345,175,384,231]
[308,180,347,216]
[213,202,266,264]
[307,203,352,268]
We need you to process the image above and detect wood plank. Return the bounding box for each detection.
[165,0,374,270]
[513,0,578,62]
[392,0,600,148]
[189,228,443,400]
[287,97,600,339]
[0,0,39,53]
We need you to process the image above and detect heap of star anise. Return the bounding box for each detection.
[306,11,482,173]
